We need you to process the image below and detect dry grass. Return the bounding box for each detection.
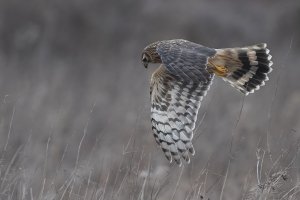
[0,132,299,200]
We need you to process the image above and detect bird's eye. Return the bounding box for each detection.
[142,54,148,62]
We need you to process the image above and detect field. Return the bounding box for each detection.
[0,0,300,199]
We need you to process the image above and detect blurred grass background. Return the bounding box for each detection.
[0,0,300,199]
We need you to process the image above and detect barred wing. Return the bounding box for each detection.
[150,66,212,165]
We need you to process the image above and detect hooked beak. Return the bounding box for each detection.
[142,53,148,68]
[143,62,148,68]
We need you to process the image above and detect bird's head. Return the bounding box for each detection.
[141,42,162,68]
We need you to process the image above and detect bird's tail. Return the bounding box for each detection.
[208,43,273,95]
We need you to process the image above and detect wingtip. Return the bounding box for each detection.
[175,158,182,166]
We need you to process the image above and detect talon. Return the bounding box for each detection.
[213,65,228,77]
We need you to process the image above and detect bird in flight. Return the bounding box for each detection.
[141,39,273,166]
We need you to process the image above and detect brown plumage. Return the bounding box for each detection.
[142,39,273,166]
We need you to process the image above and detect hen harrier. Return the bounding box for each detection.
[141,39,273,166]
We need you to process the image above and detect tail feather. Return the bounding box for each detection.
[208,43,273,95]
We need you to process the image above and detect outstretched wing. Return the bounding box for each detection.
[149,40,216,165]
[150,66,212,165]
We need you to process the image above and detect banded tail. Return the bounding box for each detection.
[208,43,273,95]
